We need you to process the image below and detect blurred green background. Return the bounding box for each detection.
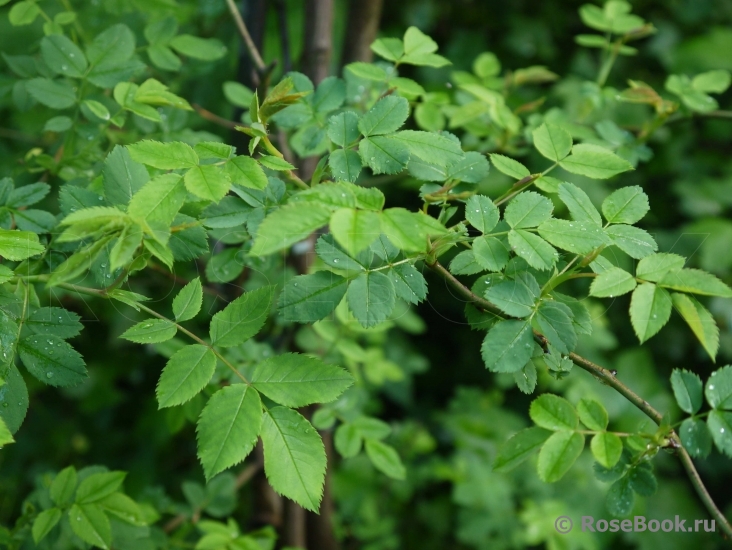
[1,0,732,549]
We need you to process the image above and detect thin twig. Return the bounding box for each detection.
[426,260,732,538]
[193,104,239,130]
[224,0,266,71]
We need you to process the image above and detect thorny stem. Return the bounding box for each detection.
[426,259,732,538]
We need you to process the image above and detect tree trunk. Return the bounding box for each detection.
[303,0,334,85]
[341,0,384,66]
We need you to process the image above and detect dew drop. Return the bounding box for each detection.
[2,403,7,408]
[652,314,657,318]
[722,428,726,434]
[333,259,338,263]
[709,385,715,390]
[69,53,75,58]
[62,65,68,71]
[46,372,53,378]
[475,209,480,212]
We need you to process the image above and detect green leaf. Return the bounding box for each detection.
[44,116,72,132]
[18,335,87,387]
[708,410,732,457]
[577,399,608,431]
[329,208,380,256]
[97,493,146,526]
[670,369,703,415]
[9,2,40,25]
[0,417,13,448]
[41,35,88,78]
[532,123,572,161]
[127,140,199,170]
[0,365,28,434]
[365,439,406,480]
[250,203,332,256]
[672,293,719,361]
[371,37,404,62]
[194,142,234,161]
[380,208,447,252]
[184,165,231,202]
[591,433,623,469]
[507,229,557,270]
[391,130,463,167]
[493,427,551,472]
[258,155,295,171]
[346,62,387,81]
[197,384,262,479]
[485,276,537,317]
[358,95,409,136]
[692,70,731,93]
[250,353,352,407]
[473,236,509,272]
[109,224,143,271]
[334,423,362,458]
[347,271,396,328]
[147,44,182,70]
[557,182,602,226]
[538,219,608,254]
[223,81,254,108]
[260,406,326,511]
[327,111,360,147]
[169,34,227,60]
[359,136,410,175]
[401,27,450,67]
[328,149,362,182]
[315,234,364,272]
[173,278,203,322]
[76,471,126,503]
[449,250,483,275]
[490,154,530,179]
[658,268,732,297]
[69,503,112,549]
[82,99,112,120]
[466,195,499,233]
[705,365,732,409]
[629,283,672,343]
[25,78,76,109]
[226,156,268,190]
[103,145,149,207]
[120,319,177,344]
[605,224,657,259]
[636,253,685,282]
[530,394,578,430]
[32,508,61,544]
[5,182,51,208]
[279,272,348,322]
[602,186,650,225]
[680,417,712,458]
[537,431,584,482]
[504,192,553,229]
[559,143,633,179]
[481,320,534,373]
[389,263,427,304]
[606,477,635,516]
[446,151,490,183]
[210,286,273,347]
[157,345,216,408]
[535,301,576,354]
[50,466,77,506]
[86,23,135,66]
[353,416,392,440]
[589,266,637,297]
[26,307,83,339]
[127,174,186,227]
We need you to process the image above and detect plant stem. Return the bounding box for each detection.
[224,0,266,72]
[426,259,732,538]
[49,281,250,385]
